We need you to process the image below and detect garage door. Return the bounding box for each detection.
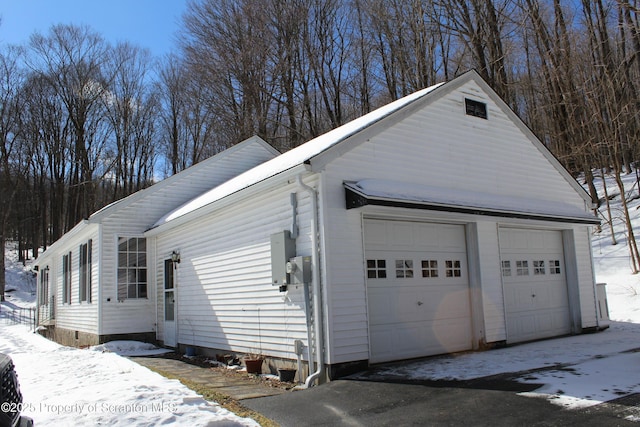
[364,219,472,363]
[499,228,571,343]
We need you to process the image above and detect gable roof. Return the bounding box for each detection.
[152,82,446,228]
[89,135,279,223]
[150,70,593,231]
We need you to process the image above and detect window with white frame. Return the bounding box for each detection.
[79,240,92,302]
[39,266,49,306]
[63,252,72,304]
[117,237,147,300]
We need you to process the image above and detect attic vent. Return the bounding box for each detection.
[465,98,487,119]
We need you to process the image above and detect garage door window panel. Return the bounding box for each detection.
[445,260,462,278]
[422,260,438,278]
[396,259,414,278]
[367,259,387,279]
[516,260,529,276]
[501,260,512,277]
[534,260,545,275]
[550,260,561,274]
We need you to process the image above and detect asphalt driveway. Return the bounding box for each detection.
[243,376,640,426]
[245,325,640,426]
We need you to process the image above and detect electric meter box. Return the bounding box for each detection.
[271,230,296,286]
[287,256,311,285]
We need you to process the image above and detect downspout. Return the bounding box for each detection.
[292,192,314,376]
[297,174,324,387]
[153,237,158,342]
[292,191,314,375]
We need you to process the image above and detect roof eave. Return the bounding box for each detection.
[145,163,311,236]
[345,185,601,226]
[34,219,91,266]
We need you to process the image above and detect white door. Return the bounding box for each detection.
[364,219,473,363]
[163,259,177,347]
[499,228,570,343]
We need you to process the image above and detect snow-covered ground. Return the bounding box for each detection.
[3,170,640,425]
[2,250,257,426]
[0,323,258,426]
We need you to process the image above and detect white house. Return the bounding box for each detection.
[143,70,602,383]
[33,136,280,346]
[36,70,603,385]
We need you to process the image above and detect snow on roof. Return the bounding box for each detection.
[152,81,445,228]
[347,179,599,223]
[90,135,277,222]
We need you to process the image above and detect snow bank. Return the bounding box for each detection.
[90,340,173,356]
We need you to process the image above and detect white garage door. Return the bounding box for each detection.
[499,228,571,343]
[364,219,472,363]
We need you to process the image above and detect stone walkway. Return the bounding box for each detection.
[133,355,290,400]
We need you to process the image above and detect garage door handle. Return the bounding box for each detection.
[417,301,423,306]
[531,294,536,298]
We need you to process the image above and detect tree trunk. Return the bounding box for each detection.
[600,169,616,245]
[0,229,5,301]
[614,168,640,273]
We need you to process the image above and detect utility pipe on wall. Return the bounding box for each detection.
[297,174,324,387]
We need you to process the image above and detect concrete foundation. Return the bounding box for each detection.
[37,326,156,348]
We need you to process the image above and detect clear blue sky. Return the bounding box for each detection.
[0,0,187,57]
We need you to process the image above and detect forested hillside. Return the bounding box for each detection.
[1,0,639,299]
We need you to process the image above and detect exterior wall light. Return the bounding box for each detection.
[171,250,181,265]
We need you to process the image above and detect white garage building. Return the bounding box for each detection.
[146,70,602,382]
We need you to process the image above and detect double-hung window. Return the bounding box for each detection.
[62,252,72,304]
[117,237,147,300]
[79,240,92,303]
[39,266,49,306]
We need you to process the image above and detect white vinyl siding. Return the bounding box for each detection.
[574,226,598,328]
[474,221,505,343]
[322,80,587,209]
[38,224,100,334]
[153,177,316,359]
[98,137,278,336]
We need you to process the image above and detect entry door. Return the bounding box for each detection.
[364,219,473,363]
[164,259,177,347]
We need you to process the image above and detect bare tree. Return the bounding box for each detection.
[27,24,112,228]
[103,42,157,198]
[580,0,640,272]
[440,0,515,103]
[157,55,188,175]
[181,0,275,144]
[0,46,26,300]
